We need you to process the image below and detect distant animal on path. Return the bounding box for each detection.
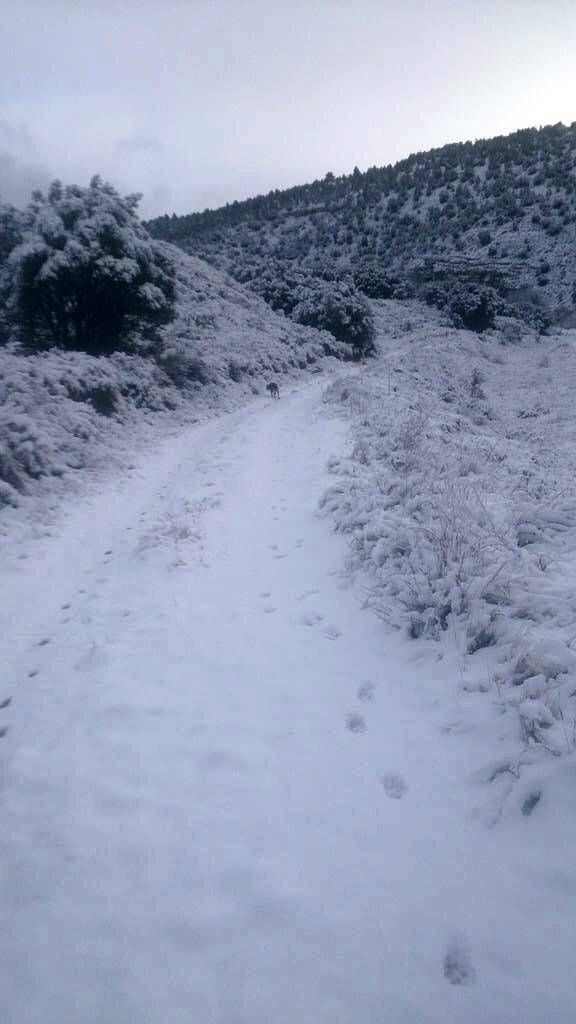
[266,382,280,399]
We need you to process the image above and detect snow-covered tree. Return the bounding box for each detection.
[0,202,23,343]
[0,202,23,266]
[293,280,375,358]
[1,177,175,353]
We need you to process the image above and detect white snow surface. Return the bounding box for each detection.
[2,372,575,1023]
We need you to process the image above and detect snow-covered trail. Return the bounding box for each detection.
[1,381,573,1023]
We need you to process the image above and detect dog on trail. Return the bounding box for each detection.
[266,382,280,399]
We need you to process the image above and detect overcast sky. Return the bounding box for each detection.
[1,0,575,218]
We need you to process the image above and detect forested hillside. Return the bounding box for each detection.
[147,122,576,328]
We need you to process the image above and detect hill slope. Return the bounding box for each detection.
[147,122,576,318]
[0,243,343,523]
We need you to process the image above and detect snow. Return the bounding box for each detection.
[0,243,335,532]
[323,300,576,774]
[2,372,576,1022]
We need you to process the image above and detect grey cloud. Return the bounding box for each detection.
[116,136,166,155]
[0,120,54,205]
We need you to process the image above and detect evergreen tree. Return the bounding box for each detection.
[2,177,175,353]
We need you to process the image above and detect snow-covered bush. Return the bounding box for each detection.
[293,280,375,358]
[237,259,374,358]
[424,282,497,332]
[155,341,213,386]
[0,202,22,267]
[353,262,412,300]
[1,177,176,354]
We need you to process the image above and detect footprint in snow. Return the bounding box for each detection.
[298,611,324,627]
[323,624,341,639]
[346,713,367,734]
[259,591,271,598]
[263,605,276,614]
[381,773,407,799]
[357,682,376,702]
[443,934,476,986]
[297,588,320,602]
[199,750,250,776]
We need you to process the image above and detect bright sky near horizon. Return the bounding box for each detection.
[1,0,575,217]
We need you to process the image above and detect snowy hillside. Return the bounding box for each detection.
[148,121,576,321]
[0,243,342,532]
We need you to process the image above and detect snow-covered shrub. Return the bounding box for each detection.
[353,262,412,300]
[425,283,497,333]
[227,358,249,382]
[0,411,62,491]
[469,368,486,399]
[1,177,176,354]
[0,202,22,269]
[155,341,213,386]
[237,259,372,359]
[0,348,180,497]
[293,280,375,358]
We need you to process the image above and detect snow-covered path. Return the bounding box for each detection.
[1,381,574,1023]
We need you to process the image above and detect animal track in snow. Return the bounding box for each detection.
[346,713,367,734]
[263,605,276,614]
[381,773,407,799]
[322,624,341,639]
[297,588,319,602]
[298,611,324,627]
[357,682,376,702]
[198,750,250,776]
[443,934,476,986]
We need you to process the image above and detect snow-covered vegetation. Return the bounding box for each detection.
[1,177,176,353]
[321,298,576,810]
[0,184,347,515]
[148,121,576,329]
[3,140,576,1018]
